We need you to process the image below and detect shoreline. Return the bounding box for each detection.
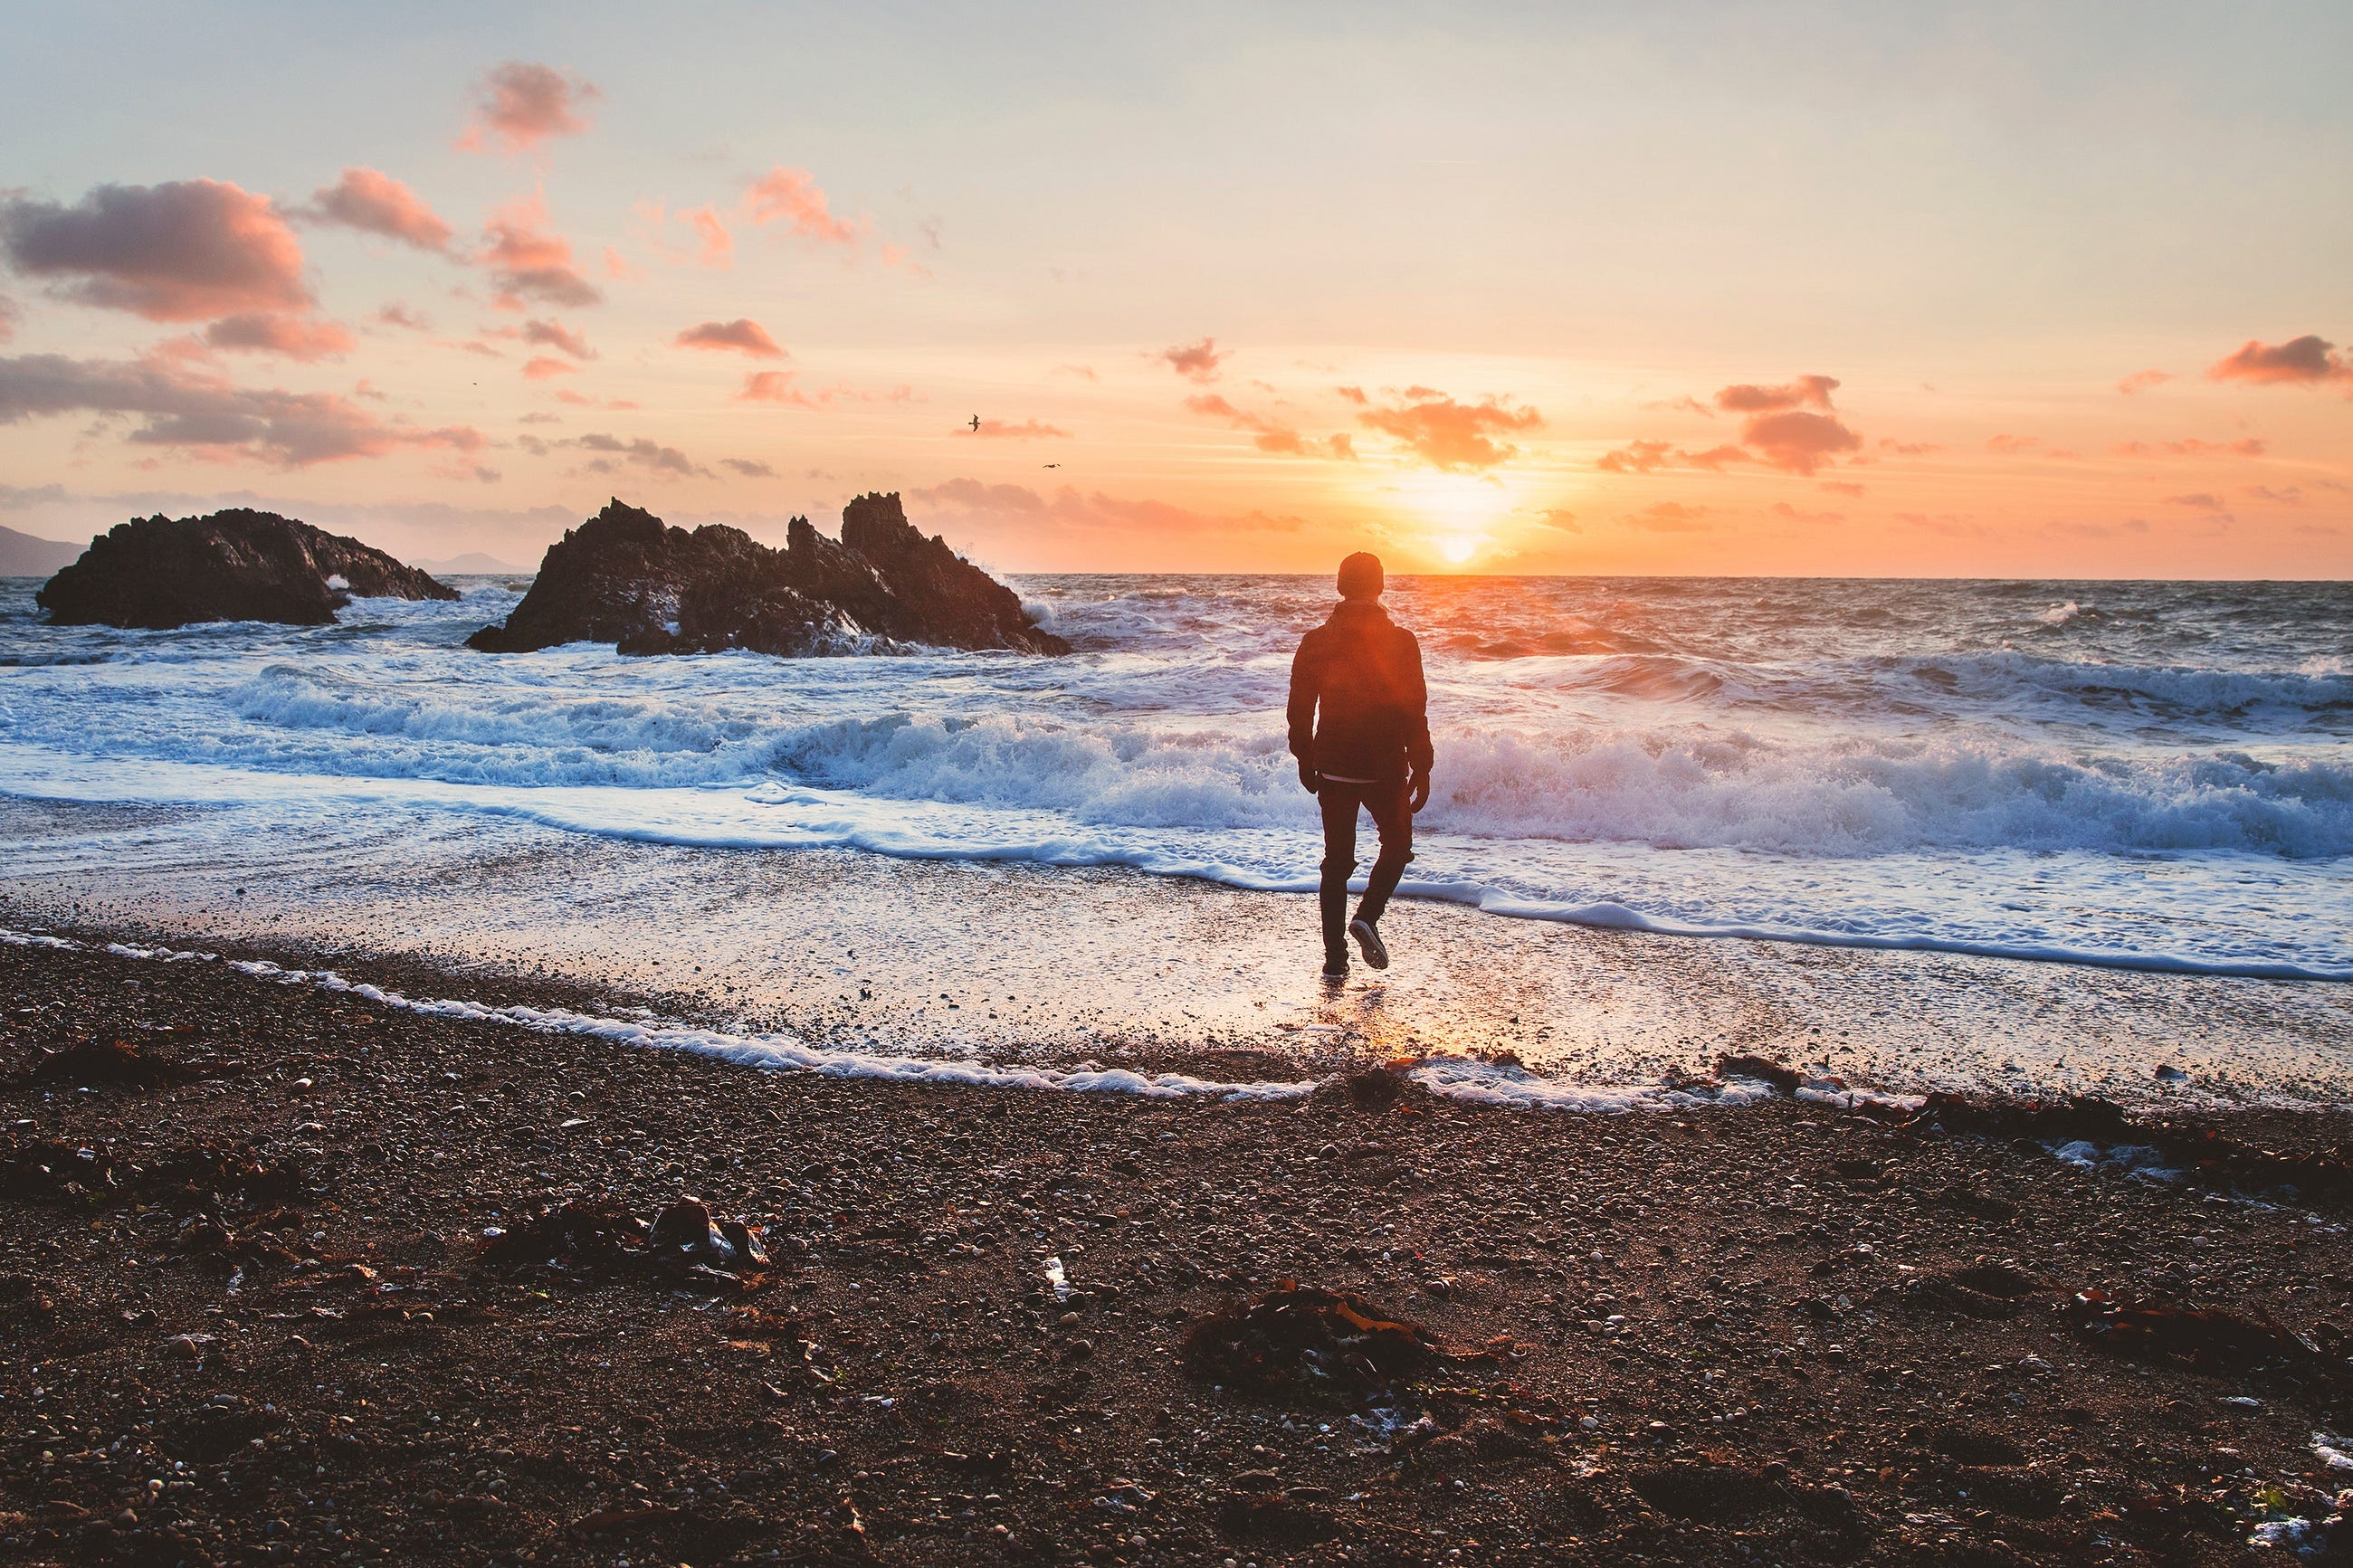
[6,796,2350,1109]
[5,925,2353,1563]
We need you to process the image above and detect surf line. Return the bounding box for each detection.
[0,926,1828,1115]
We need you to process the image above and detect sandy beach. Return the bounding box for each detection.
[6,916,2353,1565]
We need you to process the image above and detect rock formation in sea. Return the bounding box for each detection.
[465,493,1070,656]
[36,509,459,629]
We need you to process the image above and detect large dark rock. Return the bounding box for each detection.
[466,494,1069,657]
[37,509,458,629]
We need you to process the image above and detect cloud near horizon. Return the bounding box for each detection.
[676,318,784,358]
[911,477,1303,537]
[0,351,484,467]
[299,168,453,252]
[0,180,310,322]
[2206,334,2349,385]
[961,418,1070,440]
[564,432,699,477]
[1358,389,1541,470]
[457,62,601,155]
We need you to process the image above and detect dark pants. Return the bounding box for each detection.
[1318,777,1414,962]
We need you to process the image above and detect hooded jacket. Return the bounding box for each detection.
[1286,598,1433,784]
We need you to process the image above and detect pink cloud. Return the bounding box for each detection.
[1985,433,2040,455]
[1770,500,1844,524]
[1050,364,1098,382]
[1623,501,1711,532]
[1185,393,1356,460]
[1160,337,1227,383]
[1713,375,1838,413]
[478,192,601,309]
[520,356,576,380]
[961,418,1070,440]
[719,457,775,479]
[681,205,733,269]
[742,166,862,245]
[371,300,430,331]
[1334,385,1367,404]
[1739,410,1862,475]
[520,318,594,359]
[676,318,785,358]
[0,179,310,322]
[737,370,816,405]
[2116,368,2172,395]
[203,313,356,362]
[457,62,601,155]
[1359,389,1542,470]
[2110,436,2267,458]
[2163,492,2227,511]
[0,351,482,466]
[300,168,452,252]
[601,244,643,282]
[2206,334,2350,385]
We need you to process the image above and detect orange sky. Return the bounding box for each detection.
[2,6,2347,577]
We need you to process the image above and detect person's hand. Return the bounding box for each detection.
[1297,759,1322,794]
[1407,768,1431,814]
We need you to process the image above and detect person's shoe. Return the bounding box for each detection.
[1321,953,1349,981]
[1349,917,1390,971]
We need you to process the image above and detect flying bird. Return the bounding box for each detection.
[1042,462,1062,469]
[968,415,981,432]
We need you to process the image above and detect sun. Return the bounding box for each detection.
[1437,535,1480,565]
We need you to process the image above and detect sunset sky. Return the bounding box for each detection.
[2,3,2348,577]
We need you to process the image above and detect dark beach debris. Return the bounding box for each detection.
[1910,1091,2353,1202]
[479,1194,771,1291]
[1622,1460,1866,1538]
[0,1133,311,1213]
[1707,1054,2353,1203]
[1183,1281,1447,1404]
[2,1035,236,1092]
[2065,1287,2350,1387]
[1901,1259,2049,1318]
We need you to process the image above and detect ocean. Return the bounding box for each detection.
[2,571,2346,984]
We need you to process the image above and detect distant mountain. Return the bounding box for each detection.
[0,524,85,578]
[411,552,529,575]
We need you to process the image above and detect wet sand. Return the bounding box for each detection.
[4,796,2348,1104]
[5,930,2353,1565]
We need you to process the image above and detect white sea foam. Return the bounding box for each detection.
[2,574,2348,978]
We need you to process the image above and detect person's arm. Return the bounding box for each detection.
[1286,631,1322,793]
[1404,630,1433,811]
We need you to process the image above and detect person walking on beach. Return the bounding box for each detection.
[1288,551,1433,980]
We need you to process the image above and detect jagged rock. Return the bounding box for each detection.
[36,509,457,629]
[465,493,1069,656]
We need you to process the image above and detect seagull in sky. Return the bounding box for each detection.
[968,415,981,432]
[1042,462,1062,469]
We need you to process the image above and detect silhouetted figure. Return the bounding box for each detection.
[969,415,981,432]
[1287,552,1432,978]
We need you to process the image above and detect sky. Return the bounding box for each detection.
[1,1,2348,577]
